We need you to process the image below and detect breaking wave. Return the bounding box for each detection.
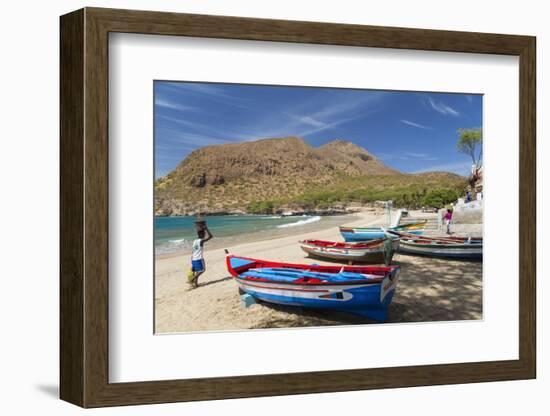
[276,216,321,228]
[156,238,190,255]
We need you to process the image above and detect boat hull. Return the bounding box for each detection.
[340,221,427,242]
[227,255,400,322]
[385,229,483,260]
[299,239,399,264]
[397,241,482,259]
[341,228,423,242]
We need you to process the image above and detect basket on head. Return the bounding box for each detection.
[195,219,207,232]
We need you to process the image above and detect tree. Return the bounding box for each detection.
[422,188,459,209]
[457,128,483,170]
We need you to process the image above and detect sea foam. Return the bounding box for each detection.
[276,216,321,228]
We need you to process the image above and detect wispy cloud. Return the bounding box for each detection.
[158,115,259,142]
[403,152,439,161]
[155,97,195,111]
[309,92,382,120]
[376,152,408,161]
[400,119,432,130]
[427,97,460,116]
[159,82,256,110]
[163,82,237,98]
[158,114,197,128]
[156,127,232,147]
[288,114,369,138]
[377,151,438,162]
[285,113,327,128]
[230,92,382,140]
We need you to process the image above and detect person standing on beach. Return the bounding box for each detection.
[443,208,453,235]
[189,226,213,288]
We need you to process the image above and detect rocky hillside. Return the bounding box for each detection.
[155,136,465,216]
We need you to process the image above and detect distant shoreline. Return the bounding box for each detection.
[154,209,358,218]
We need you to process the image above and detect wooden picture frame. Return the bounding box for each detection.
[60,7,536,408]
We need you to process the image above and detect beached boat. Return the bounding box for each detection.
[340,220,427,242]
[299,238,399,265]
[226,255,400,322]
[385,230,482,260]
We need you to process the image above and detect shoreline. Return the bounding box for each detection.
[155,209,482,333]
[156,212,361,260]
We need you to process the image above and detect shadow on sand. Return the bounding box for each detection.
[198,276,232,288]
[387,253,482,322]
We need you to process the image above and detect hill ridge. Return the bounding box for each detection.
[155,136,465,215]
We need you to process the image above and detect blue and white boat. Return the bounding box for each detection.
[385,229,483,260]
[226,255,401,322]
[340,220,427,242]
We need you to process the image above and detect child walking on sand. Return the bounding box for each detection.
[443,208,453,234]
[189,225,213,288]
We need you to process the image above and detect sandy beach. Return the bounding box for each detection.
[155,209,482,333]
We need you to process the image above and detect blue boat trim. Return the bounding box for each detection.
[341,227,424,242]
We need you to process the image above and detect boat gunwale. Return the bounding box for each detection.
[386,230,483,247]
[226,254,398,286]
[339,219,428,234]
[299,238,386,250]
[398,240,483,249]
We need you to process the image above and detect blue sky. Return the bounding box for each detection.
[154,81,482,178]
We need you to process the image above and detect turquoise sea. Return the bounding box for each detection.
[155,214,353,255]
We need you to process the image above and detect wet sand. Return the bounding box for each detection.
[155,209,482,333]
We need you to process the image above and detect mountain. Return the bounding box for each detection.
[314,140,398,176]
[155,136,465,215]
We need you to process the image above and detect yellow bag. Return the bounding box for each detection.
[186,268,195,282]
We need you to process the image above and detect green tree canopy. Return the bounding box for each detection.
[422,188,460,209]
[457,128,483,169]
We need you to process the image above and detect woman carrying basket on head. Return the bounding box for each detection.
[188,221,213,288]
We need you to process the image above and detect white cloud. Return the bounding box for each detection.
[155,97,194,111]
[159,129,232,147]
[157,115,258,142]
[377,151,438,162]
[161,82,256,110]
[286,114,327,128]
[403,152,439,161]
[268,93,383,138]
[164,82,233,98]
[427,97,460,116]
[400,119,432,129]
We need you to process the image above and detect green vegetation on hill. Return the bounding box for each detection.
[247,174,466,214]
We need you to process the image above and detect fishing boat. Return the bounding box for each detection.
[384,229,482,260]
[340,220,427,242]
[226,255,400,322]
[299,238,399,265]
